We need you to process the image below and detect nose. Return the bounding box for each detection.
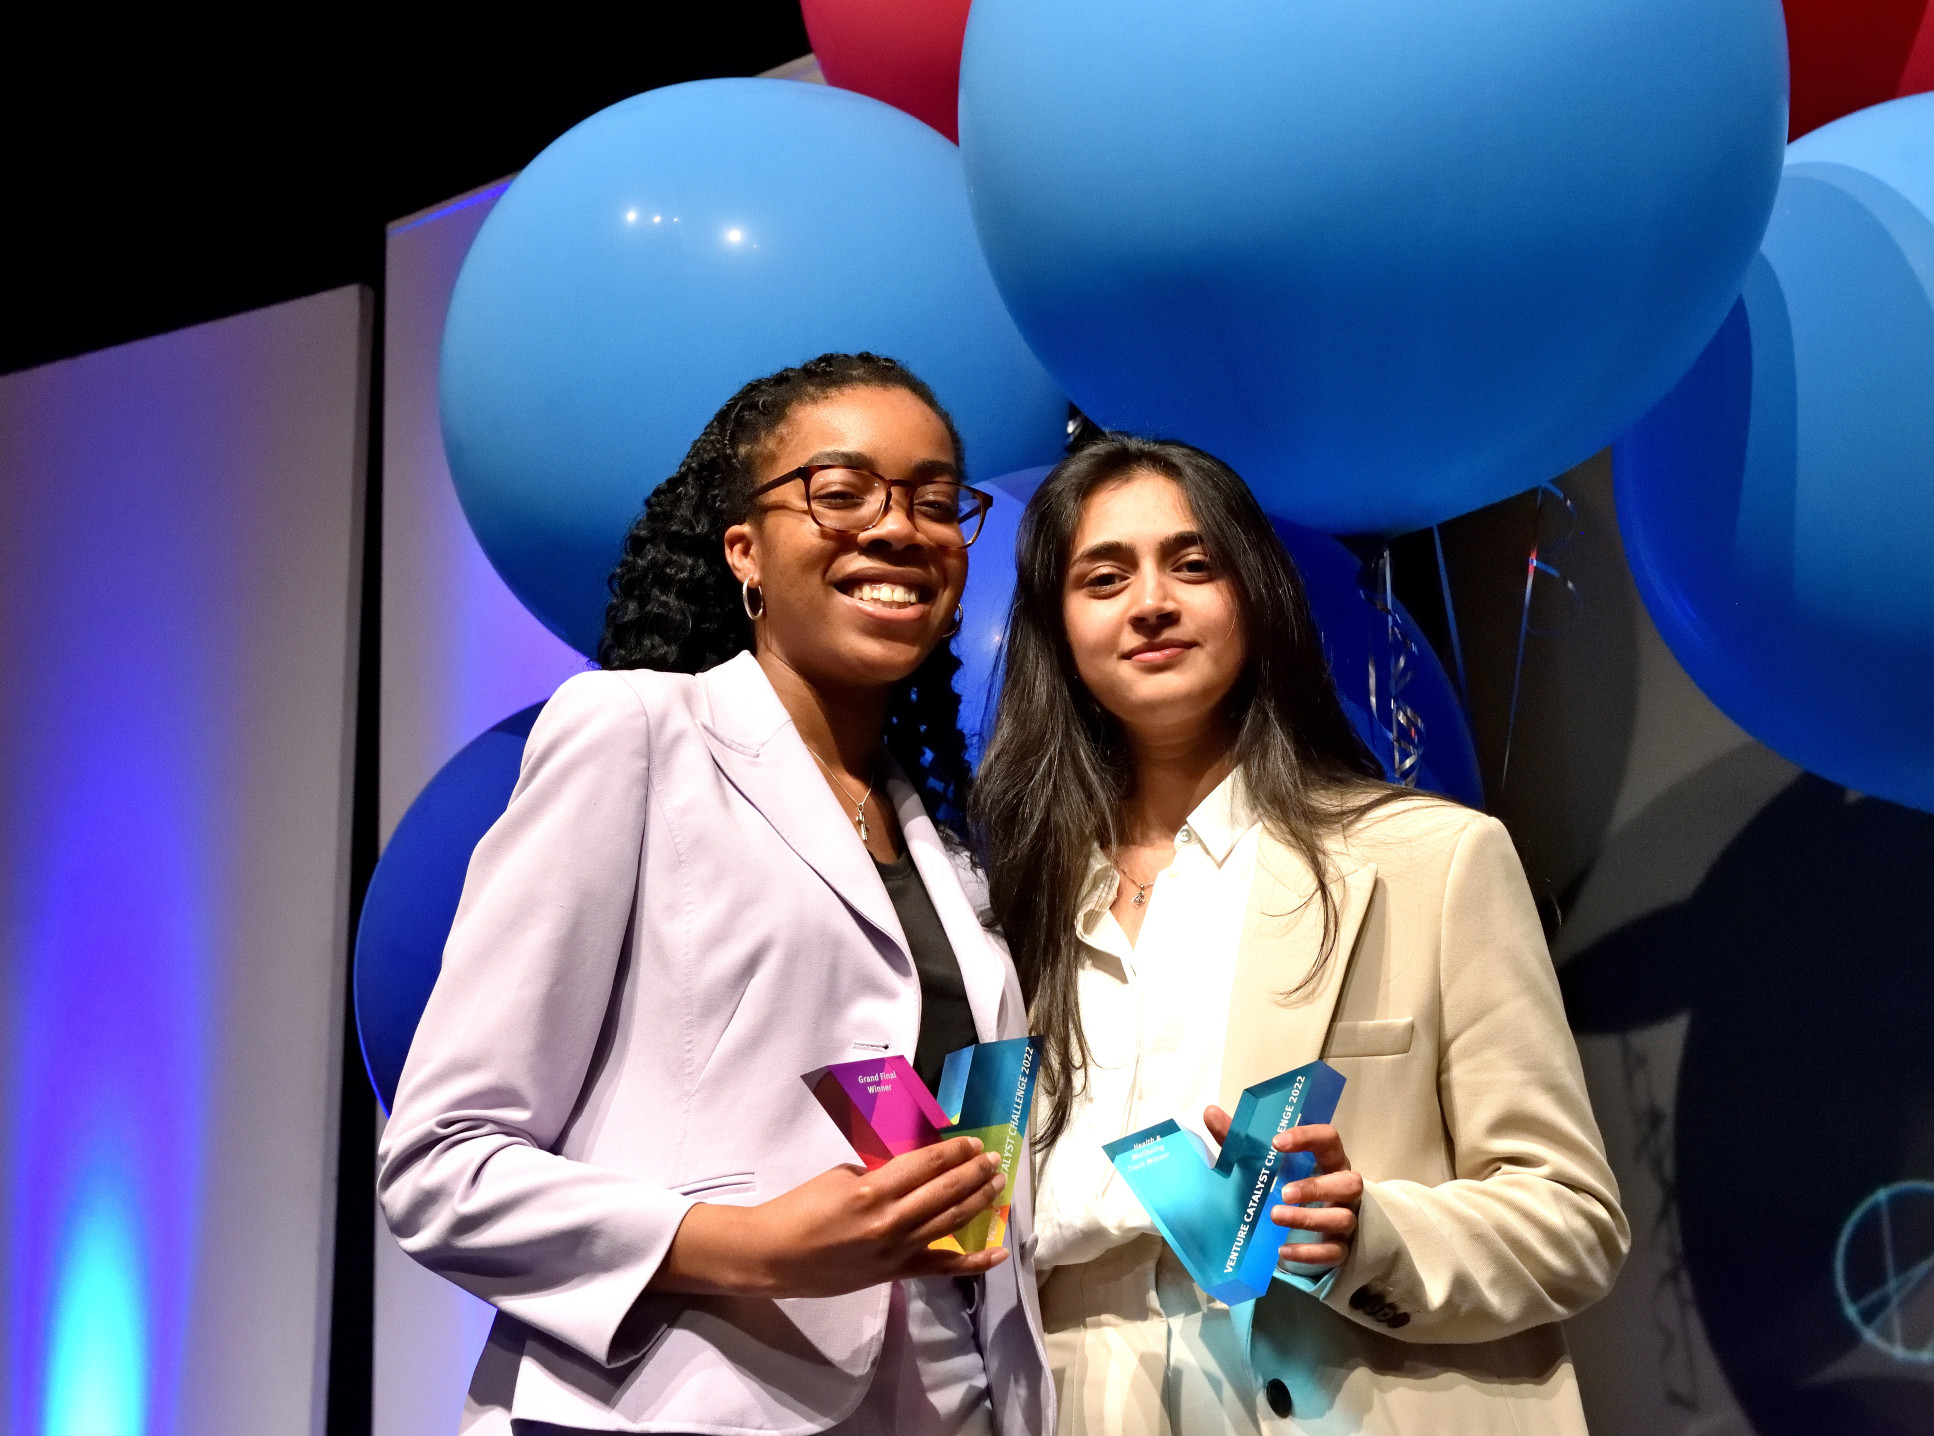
[1126,565,1179,629]
[858,486,930,551]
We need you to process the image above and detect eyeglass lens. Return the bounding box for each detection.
[809,468,986,544]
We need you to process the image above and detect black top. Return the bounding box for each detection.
[875,851,979,1095]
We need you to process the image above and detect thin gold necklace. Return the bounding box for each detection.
[808,746,877,841]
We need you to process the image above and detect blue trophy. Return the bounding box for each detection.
[1102,1061,1346,1305]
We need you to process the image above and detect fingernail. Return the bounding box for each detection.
[992,1173,1008,1192]
[967,1138,984,1155]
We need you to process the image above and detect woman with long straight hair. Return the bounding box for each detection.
[380,354,1052,1435]
[972,436,1627,1435]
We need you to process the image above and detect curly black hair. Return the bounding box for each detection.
[599,352,975,831]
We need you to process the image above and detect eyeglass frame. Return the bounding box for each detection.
[747,464,995,548]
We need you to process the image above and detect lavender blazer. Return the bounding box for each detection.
[377,652,1053,1434]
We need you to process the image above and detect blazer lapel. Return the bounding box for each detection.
[1216,833,1378,1112]
[890,773,1005,1044]
[696,653,900,945]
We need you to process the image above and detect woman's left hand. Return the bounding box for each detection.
[1204,1105,1363,1271]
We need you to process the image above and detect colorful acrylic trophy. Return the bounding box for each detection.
[805,1035,1041,1253]
[1102,1060,1346,1305]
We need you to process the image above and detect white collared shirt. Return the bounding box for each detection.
[1033,770,1263,1273]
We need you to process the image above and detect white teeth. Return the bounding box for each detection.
[852,582,920,606]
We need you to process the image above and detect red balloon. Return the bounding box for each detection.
[801,0,973,141]
[1784,0,1934,138]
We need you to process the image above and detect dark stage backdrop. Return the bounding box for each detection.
[3,8,813,379]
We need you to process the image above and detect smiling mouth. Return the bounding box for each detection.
[840,579,932,611]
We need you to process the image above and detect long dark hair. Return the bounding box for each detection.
[599,352,973,828]
[971,435,1414,1148]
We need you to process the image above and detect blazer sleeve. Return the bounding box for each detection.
[376,670,698,1368]
[1323,814,1631,1343]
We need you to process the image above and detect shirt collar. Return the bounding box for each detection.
[1076,849,1117,939]
[1072,767,1259,939]
[1180,767,1258,866]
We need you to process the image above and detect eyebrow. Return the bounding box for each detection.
[1069,529,1207,566]
[799,448,962,480]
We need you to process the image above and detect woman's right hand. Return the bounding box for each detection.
[650,1136,1009,1298]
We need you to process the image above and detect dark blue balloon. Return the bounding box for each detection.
[442,78,1065,657]
[958,0,1787,533]
[354,706,541,1111]
[1272,522,1485,810]
[1616,95,1934,813]
[956,466,1049,760]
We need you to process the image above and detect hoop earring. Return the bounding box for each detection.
[741,577,765,620]
[945,606,963,638]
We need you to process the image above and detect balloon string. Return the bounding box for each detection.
[1500,548,1537,794]
[1364,546,1425,787]
[1432,524,1470,710]
[1499,484,1582,792]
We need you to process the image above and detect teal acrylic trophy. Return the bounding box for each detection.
[1101,1060,1346,1305]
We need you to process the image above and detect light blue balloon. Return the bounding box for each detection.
[958,0,1788,534]
[1616,94,1934,812]
[442,78,1066,656]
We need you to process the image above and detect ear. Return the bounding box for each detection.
[723,520,759,587]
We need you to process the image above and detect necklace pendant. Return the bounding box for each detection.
[857,815,869,841]
[1132,887,1147,908]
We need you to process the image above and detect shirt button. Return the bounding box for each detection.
[1177,827,1192,843]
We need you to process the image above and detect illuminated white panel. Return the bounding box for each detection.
[0,287,369,1436]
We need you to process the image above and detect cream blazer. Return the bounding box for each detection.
[1055,797,1628,1435]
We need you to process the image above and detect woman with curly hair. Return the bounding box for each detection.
[379,354,1053,1435]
